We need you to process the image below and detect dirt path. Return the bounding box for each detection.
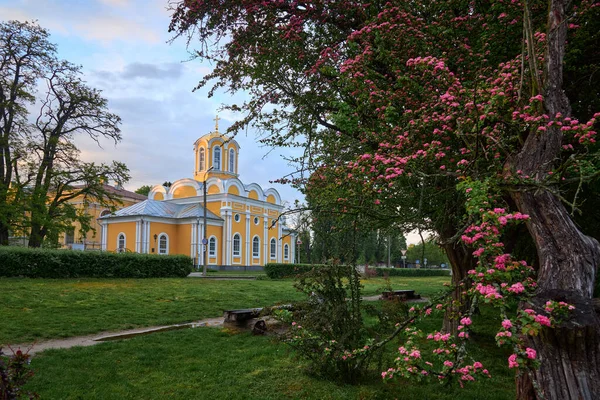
[8,317,224,356]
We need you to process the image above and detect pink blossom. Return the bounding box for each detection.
[501,319,512,329]
[535,314,552,327]
[460,317,472,326]
[508,354,519,368]
[525,348,536,359]
[507,282,525,294]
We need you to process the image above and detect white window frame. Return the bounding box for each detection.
[117,233,126,252]
[284,243,289,260]
[158,233,169,255]
[232,233,241,257]
[213,146,221,170]
[252,236,260,258]
[270,238,277,259]
[229,148,235,172]
[209,236,217,257]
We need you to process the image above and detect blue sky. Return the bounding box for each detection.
[0,0,303,206]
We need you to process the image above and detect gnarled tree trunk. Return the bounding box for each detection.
[442,239,476,335]
[509,0,600,397]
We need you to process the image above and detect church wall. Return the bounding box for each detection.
[282,235,293,263]
[206,224,223,265]
[106,221,137,252]
[175,223,192,256]
[206,201,221,216]
[149,222,178,255]
[172,186,197,199]
[230,210,246,265]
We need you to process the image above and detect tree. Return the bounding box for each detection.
[405,240,449,267]
[0,20,55,245]
[1,21,129,247]
[135,185,152,196]
[170,1,600,397]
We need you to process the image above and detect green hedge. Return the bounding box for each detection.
[0,246,193,278]
[264,263,320,279]
[372,267,450,277]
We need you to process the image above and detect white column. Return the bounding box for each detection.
[263,215,268,265]
[139,219,145,253]
[226,211,232,265]
[277,221,283,263]
[198,221,204,266]
[291,233,296,264]
[135,220,141,253]
[245,213,250,266]
[101,221,107,251]
[190,222,196,258]
[144,222,151,253]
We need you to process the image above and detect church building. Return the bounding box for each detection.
[99,120,296,267]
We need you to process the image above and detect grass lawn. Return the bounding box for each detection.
[24,312,514,399]
[1,276,449,344]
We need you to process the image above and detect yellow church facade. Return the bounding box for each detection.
[99,128,296,268]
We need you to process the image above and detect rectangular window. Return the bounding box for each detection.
[270,239,276,259]
[209,238,216,257]
[233,235,240,257]
[252,238,260,258]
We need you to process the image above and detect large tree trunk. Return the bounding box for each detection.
[511,192,600,399]
[441,240,475,335]
[508,0,600,397]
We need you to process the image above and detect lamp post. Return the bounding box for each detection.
[203,166,214,276]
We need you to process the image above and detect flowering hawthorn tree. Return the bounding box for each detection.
[170,0,600,398]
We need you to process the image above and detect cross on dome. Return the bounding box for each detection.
[214,115,220,132]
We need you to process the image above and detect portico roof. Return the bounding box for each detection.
[99,199,222,220]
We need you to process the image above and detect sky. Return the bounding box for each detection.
[0,0,424,245]
[0,0,302,203]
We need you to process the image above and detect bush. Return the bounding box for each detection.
[264,263,321,279]
[373,267,450,277]
[0,347,37,399]
[0,246,192,278]
[276,263,378,383]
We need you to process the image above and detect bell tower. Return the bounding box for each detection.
[193,116,240,182]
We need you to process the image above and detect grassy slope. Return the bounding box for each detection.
[1,276,448,343]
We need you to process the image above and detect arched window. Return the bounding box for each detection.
[209,236,217,257]
[117,233,126,252]
[232,233,241,257]
[252,236,260,258]
[229,148,235,172]
[213,146,221,170]
[158,233,168,255]
[284,244,289,260]
[199,147,205,171]
[270,238,277,259]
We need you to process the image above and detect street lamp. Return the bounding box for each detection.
[202,166,214,276]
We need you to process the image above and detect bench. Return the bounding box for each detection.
[223,308,267,335]
[380,290,421,301]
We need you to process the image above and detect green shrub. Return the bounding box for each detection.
[372,267,450,277]
[277,263,378,383]
[264,263,321,279]
[0,246,192,278]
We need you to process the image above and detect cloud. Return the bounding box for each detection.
[73,16,161,44]
[122,62,183,80]
[98,0,130,7]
